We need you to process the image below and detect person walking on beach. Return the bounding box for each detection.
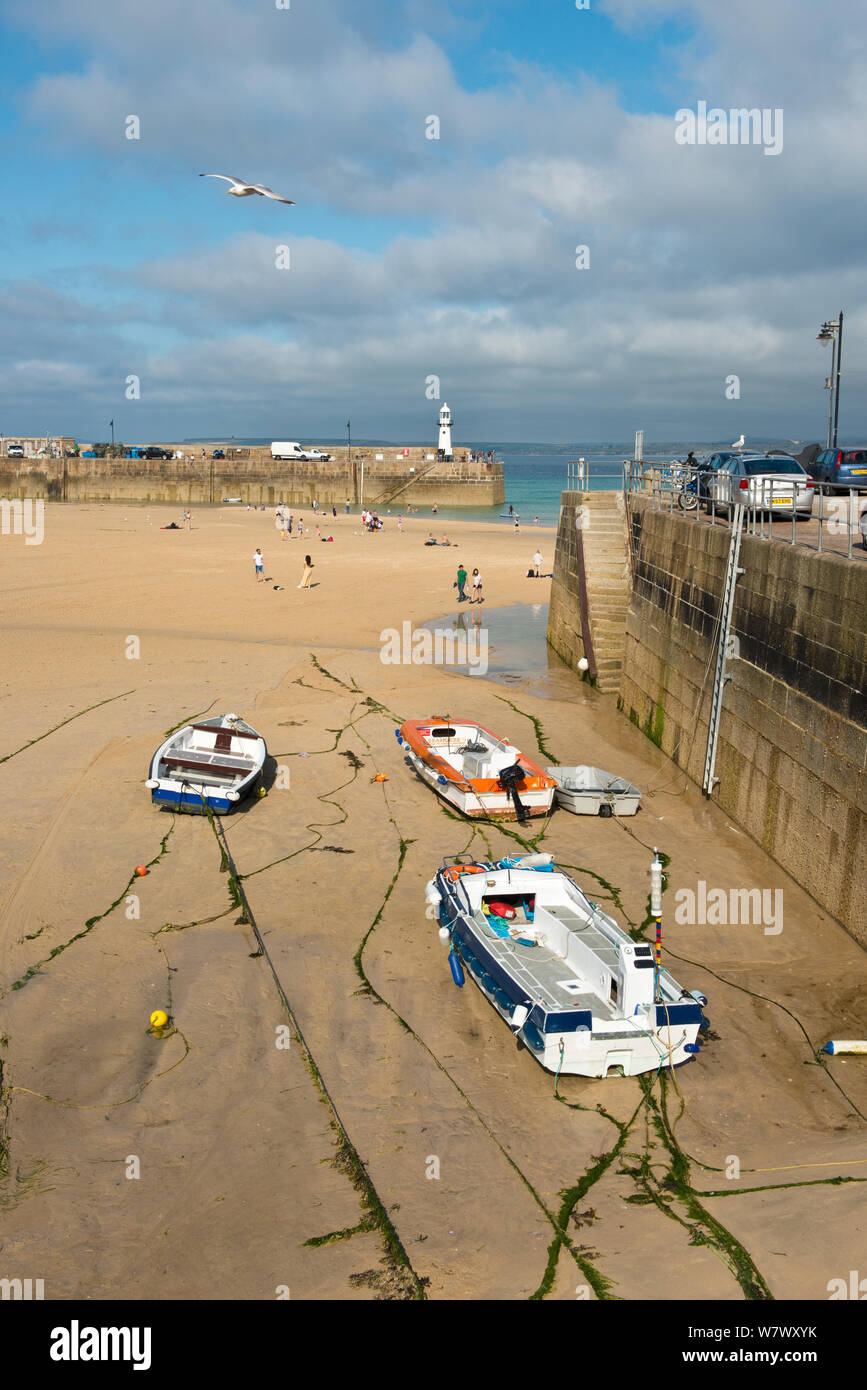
[254,548,265,583]
[298,517,304,537]
[297,554,315,589]
[533,550,543,577]
[345,499,351,514]
[469,568,483,604]
[514,518,520,533]
[456,563,467,602]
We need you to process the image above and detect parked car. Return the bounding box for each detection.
[300,448,333,462]
[143,445,172,460]
[808,447,867,492]
[706,454,815,517]
[7,443,25,457]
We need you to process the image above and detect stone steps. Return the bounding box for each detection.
[581,492,631,692]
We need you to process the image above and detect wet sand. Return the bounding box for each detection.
[0,502,864,1301]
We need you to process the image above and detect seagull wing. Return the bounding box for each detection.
[199,174,249,189]
[251,184,296,204]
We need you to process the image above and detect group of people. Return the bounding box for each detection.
[455,563,483,604]
[360,508,383,530]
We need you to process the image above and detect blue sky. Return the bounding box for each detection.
[0,0,864,444]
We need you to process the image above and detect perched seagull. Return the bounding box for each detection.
[731,433,745,450]
[199,174,295,204]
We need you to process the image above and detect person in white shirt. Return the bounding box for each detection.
[253,549,264,582]
[469,568,483,604]
[533,550,543,576]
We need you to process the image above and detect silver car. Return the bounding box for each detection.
[706,453,815,518]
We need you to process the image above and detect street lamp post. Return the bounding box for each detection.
[817,312,843,450]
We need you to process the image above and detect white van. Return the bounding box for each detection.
[271,442,305,460]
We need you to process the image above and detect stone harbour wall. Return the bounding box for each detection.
[620,496,867,944]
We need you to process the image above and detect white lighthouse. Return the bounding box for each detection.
[438,402,454,459]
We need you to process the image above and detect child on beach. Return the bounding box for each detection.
[254,549,265,582]
[533,550,543,576]
[297,555,315,589]
[470,568,483,604]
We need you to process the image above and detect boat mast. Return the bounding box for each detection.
[650,850,663,1002]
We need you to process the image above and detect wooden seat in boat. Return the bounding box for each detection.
[164,752,251,775]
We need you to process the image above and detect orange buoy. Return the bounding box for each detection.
[374,773,389,783]
[135,865,148,877]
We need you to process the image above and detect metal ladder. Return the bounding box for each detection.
[702,504,745,796]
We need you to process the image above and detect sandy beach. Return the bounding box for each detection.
[1,502,864,1301]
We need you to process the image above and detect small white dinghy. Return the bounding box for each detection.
[146,713,266,814]
[427,853,706,1077]
[546,766,641,817]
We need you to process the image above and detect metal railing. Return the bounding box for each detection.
[622,461,867,559]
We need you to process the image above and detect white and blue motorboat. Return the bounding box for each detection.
[427,853,707,1078]
[146,713,266,814]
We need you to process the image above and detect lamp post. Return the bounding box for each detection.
[110,419,115,454]
[817,312,843,449]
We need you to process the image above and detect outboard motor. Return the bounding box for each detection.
[498,762,529,823]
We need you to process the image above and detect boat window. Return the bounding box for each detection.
[431,727,456,737]
[609,977,618,1004]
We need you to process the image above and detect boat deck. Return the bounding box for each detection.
[473,902,619,1016]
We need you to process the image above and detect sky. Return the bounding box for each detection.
[0,0,864,445]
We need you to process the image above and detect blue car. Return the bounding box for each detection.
[809,447,867,492]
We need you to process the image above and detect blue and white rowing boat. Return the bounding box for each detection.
[146,713,266,814]
[426,853,707,1077]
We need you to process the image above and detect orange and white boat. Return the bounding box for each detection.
[396,719,557,821]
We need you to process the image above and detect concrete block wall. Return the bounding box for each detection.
[0,450,504,508]
[620,497,867,943]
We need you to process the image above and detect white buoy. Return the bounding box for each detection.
[578,657,589,672]
[438,926,450,945]
[823,1041,867,1055]
[510,1004,529,1033]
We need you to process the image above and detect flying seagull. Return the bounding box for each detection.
[199,174,295,204]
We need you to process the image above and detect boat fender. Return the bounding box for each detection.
[684,1043,700,1054]
[509,852,554,871]
[438,774,448,785]
[510,1004,529,1034]
[822,1040,867,1056]
[424,880,442,905]
[448,950,465,988]
[146,779,159,789]
[438,926,451,945]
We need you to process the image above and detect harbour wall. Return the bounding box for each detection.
[549,491,867,944]
[0,447,504,508]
